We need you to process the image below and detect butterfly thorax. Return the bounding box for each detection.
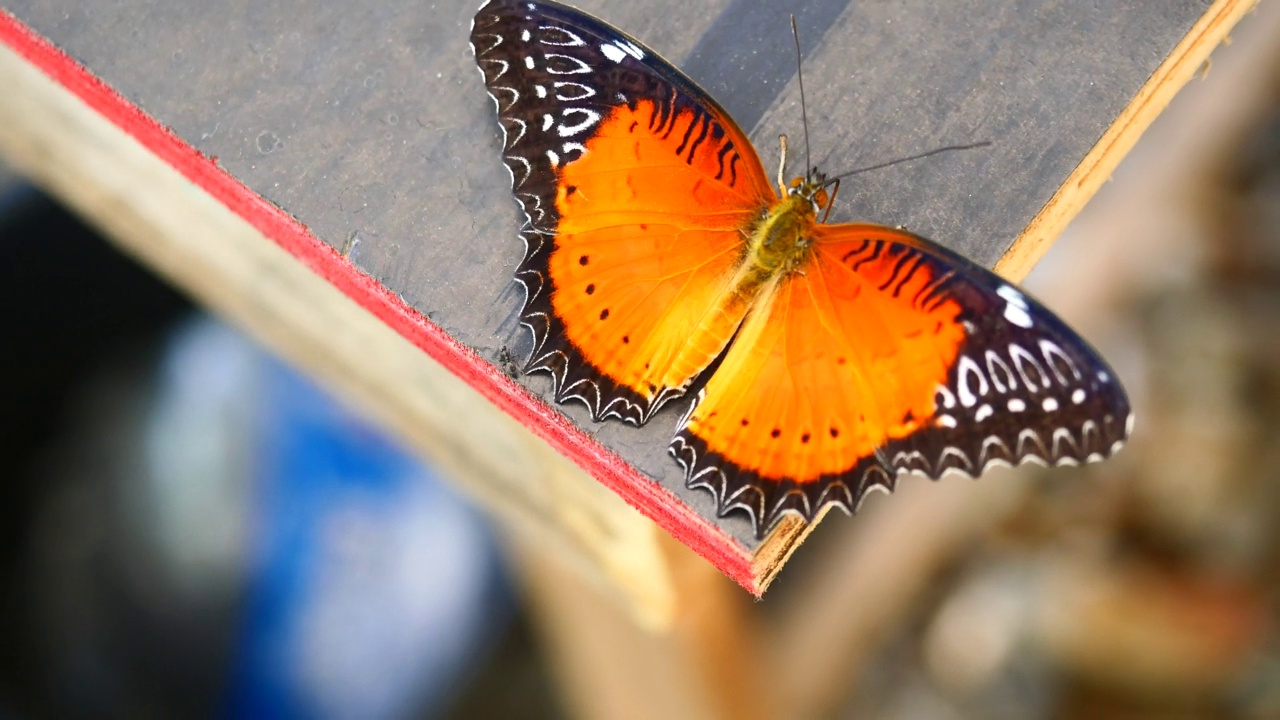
[745,188,819,280]
[661,189,821,391]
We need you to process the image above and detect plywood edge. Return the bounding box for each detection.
[0,10,781,619]
[995,0,1259,280]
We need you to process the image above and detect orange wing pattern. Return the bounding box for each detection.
[471,1,774,423]
[672,226,1130,533]
[474,1,1132,538]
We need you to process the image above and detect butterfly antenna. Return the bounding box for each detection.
[791,15,813,180]
[822,178,841,223]
[825,141,992,185]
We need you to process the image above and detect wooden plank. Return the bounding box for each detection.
[997,0,1262,277]
[0,0,1253,595]
[0,20,681,626]
[516,538,766,720]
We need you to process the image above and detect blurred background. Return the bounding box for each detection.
[3,5,1280,719]
[0,171,559,717]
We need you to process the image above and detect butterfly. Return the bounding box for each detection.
[469,0,1132,537]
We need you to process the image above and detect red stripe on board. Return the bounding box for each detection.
[0,10,759,592]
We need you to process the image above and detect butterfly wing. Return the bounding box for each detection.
[471,0,776,423]
[670,224,1132,536]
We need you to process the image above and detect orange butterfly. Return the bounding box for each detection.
[471,0,1131,536]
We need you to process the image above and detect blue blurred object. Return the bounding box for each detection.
[235,334,508,717]
[148,318,513,718]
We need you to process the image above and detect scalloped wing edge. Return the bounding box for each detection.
[669,390,1134,539]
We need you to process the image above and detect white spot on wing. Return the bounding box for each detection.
[1039,339,1081,382]
[538,25,586,46]
[541,113,554,131]
[1043,397,1059,412]
[998,284,1034,328]
[554,81,595,100]
[975,404,993,422]
[1008,398,1026,412]
[544,53,591,74]
[600,42,627,63]
[545,149,560,167]
[998,284,1027,308]
[1010,343,1049,389]
[557,108,601,136]
[1072,388,1086,404]
[956,356,988,408]
[936,384,957,409]
[985,350,1016,393]
[618,39,645,59]
[534,85,547,98]
[524,56,535,69]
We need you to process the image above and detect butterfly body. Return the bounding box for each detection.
[747,185,820,278]
[470,0,1132,536]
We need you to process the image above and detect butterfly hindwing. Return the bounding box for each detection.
[471,0,775,423]
[671,225,1131,536]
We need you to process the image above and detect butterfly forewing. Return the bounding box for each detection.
[471,0,774,424]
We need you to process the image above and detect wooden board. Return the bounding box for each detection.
[0,0,1253,596]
